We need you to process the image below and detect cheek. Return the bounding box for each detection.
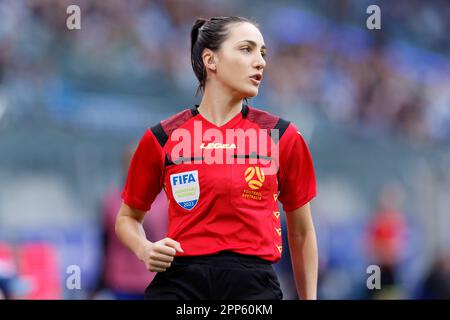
[220,56,247,82]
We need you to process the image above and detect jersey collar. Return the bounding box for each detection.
[190,103,248,118]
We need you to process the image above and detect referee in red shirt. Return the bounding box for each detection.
[115,16,318,300]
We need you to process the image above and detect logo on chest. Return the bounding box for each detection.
[170,170,200,210]
[242,166,266,201]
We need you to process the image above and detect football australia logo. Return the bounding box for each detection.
[244,166,265,190]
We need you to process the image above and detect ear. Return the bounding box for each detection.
[202,49,217,72]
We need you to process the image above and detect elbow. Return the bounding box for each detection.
[288,226,316,241]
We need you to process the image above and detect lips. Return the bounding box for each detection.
[250,73,263,81]
[250,73,263,86]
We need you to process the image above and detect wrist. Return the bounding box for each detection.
[136,239,153,261]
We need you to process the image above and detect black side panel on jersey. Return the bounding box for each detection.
[151,123,168,148]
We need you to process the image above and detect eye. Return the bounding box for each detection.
[261,51,267,58]
[240,47,251,53]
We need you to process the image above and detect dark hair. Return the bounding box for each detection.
[190,16,259,96]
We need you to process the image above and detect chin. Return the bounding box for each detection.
[232,84,258,99]
[241,88,259,98]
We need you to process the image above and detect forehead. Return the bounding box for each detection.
[225,22,265,46]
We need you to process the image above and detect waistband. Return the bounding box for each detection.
[173,251,272,267]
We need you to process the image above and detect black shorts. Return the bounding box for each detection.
[144,251,283,300]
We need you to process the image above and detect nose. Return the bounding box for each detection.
[254,54,266,71]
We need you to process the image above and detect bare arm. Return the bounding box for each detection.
[286,202,318,300]
[115,202,183,272]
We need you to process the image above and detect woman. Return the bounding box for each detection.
[115,16,318,300]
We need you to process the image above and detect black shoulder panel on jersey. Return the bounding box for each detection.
[151,123,168,148]
[273,118,290,139]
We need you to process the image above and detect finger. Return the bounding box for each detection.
[150,260,171,269]
[154,244,177,256]
[145,262,165,273]
[163,238,184,253]
[150,252,174,263]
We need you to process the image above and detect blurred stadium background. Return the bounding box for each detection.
[0,0,449,299]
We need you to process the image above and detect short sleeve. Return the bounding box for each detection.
[121,128,164,212]
[277,123,317,212]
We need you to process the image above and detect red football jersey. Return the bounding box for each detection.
[122,104,316,262]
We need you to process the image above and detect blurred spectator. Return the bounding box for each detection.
[364,181,409,299]
[93,144,168,300]
[0,242,16,299]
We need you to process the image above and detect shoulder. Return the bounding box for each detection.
[246,105,292,140]
[149,107,196,148]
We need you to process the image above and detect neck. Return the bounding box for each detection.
[197,82,244,127]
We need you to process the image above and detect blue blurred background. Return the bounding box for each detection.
[0,0,449,299]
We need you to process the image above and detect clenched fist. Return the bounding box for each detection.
[138,237,184,272]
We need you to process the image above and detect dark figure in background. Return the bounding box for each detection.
[95,145,168,299]
[365,181,408,299]
[421,251,450,299]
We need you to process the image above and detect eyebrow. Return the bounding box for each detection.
[237,40,267,50]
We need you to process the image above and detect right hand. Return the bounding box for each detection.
[138,237,184,272]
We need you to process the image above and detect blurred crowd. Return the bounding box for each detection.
[1,0,449,141]
[1,0,450,299]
